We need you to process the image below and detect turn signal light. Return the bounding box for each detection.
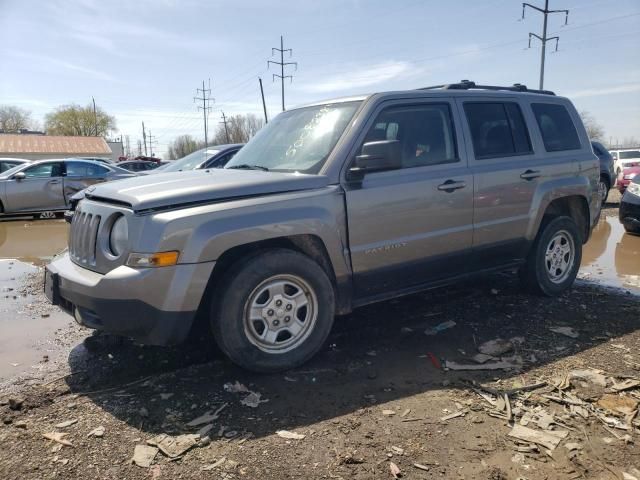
[126,251,179,268]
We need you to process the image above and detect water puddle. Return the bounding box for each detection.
[580,216,640,292]
[0,218,72,382]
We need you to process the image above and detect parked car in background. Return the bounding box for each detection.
[619,175,640,234]
[617,164,640,194]
[117,160,163,172]
[154,144,243,174]
[611,149,640,176]
[591,141,615,205]
[45,81,600,372]
[78,157,114,164]
[0,159,135,216]
[0,158,29,173]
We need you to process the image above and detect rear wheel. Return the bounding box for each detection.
[211,249,335,372]
[598,176,610,206]
[520,216,582,296]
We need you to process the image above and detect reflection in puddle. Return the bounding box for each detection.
[580,216,640,292]
[0,218,69,265]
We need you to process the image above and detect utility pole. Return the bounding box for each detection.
[258,77,268,124]
[194,79,213,148]
[141,121,148,156]
[220,112,230,143]
[136,139,143,156]
[147,131,157,157]
[125,135,131,158]
[268,35,297,111]
[522,1,569,90]
[92,97,98,136]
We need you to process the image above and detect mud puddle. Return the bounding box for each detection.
[580,215,640,292]
[0,218,72,383]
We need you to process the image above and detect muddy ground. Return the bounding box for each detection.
[0,197,639,480]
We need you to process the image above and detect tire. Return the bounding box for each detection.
[598,176,610,206]
[519,216,582,296]
[210,249,335,373]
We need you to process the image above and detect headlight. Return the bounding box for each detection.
[109,215,128,257]
[628,182,640,197]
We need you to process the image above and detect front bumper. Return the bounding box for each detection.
[619,192,640,233]
[45,253,215,345]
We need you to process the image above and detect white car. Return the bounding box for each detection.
[611,149,640,175]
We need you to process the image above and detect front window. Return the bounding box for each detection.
[620,151,640,160]
[162,148,220,172]
[225,101,361,173]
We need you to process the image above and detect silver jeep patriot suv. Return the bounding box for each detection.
[45,81,601,372]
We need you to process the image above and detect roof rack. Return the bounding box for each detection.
[419,80,555,96]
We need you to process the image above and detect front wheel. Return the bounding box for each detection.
[211,249,335,372]
[519,216,582,296]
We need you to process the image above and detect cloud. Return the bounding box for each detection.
[301,61,418,94]
[568,83,640,99]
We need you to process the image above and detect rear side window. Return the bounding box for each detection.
[531,103,581,152]
[464,102,532,159]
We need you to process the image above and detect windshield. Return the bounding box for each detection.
[0,163,27,177]
[161,148,220,172]
[225,101,361,173]
[620,151,640,160]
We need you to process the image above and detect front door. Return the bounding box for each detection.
[5,162,65,213]
[344,99,473,300]
[63,161,111,204]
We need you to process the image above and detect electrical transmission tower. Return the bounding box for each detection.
[268,36,297,111]
[522,1,569,90]
[194,80,214,148]
[220,111,230,143]
[125,135,131,158]
[147,132,157,157]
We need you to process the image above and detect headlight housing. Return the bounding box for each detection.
[628,182,640,197]
[109,215,128,257]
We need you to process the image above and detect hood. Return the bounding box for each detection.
[84,169,330,212]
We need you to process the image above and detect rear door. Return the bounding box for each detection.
[4,162,65,212]
[344,98,473,299]
[63,161,111,204]
[458,97,581,269]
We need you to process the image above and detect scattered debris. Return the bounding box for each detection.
[389,461,401,478]
[139,407,149,418]
[413,463,430,472]
[390,446,404,455]
[42,432,73,447]
[223,381,250,393]
[549,326,579,338]
[472,353,495,364]
[508,425,568,450]
[611,379,640,392]
[400,408,411,418]
[240,391,268,408]
[147,433,200,458]
[54,419,77,428]
[382,409,396,416]
[276,430,305,440]
[424,320,456,336]
[132,444,158,468]
[478,338,514,356]
[8,398,23,411]
[597,394,639,415]
[440,410,468,421]
[186,403,228,427]
[87,426,105,438]
[444,359,520,371]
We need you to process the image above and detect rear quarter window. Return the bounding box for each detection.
[531,103,581,152]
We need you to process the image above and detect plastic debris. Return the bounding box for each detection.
[478,338,513,356]
[147,433,200,458]
[223,381,249,393]
[508,424,568,450]
[549,326,579,338]
[424,320,456,336]
[389,461,401,478]
[186,403,228,427]
[276,430,305,440]
[132,444,158,468]
[240,391,268,408]
[444,359,520,371]
[42,432,73,447]
[54,419,77,428]
[87,426,105,438]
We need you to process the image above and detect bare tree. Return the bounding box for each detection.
[0,105,34,132]
[45,103,116,136]
[166,134,202,160]
[580,111,605,142]
[212,114,264,144]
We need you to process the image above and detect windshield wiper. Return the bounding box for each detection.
[226,164,269,171]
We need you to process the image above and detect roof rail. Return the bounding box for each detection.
[419,80,555,96]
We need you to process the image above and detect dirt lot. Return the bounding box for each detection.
[0,200,639,480]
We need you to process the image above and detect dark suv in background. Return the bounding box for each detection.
[591,141,615,204]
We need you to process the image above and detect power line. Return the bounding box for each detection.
[220,111,230,143]
[522,0,569,90]
[194,79,214,148]
[268,35,297,111]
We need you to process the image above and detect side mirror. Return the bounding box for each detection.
[348,140,401,180]
[13,172,26,181]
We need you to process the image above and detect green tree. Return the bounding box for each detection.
[0,105,34,132]
[45,103,116,136]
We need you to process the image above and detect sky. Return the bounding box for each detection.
[1,0,639,158]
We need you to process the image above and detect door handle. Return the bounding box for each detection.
[520,169,541,181]
[437,179,466,192]
[48,179,62,185]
